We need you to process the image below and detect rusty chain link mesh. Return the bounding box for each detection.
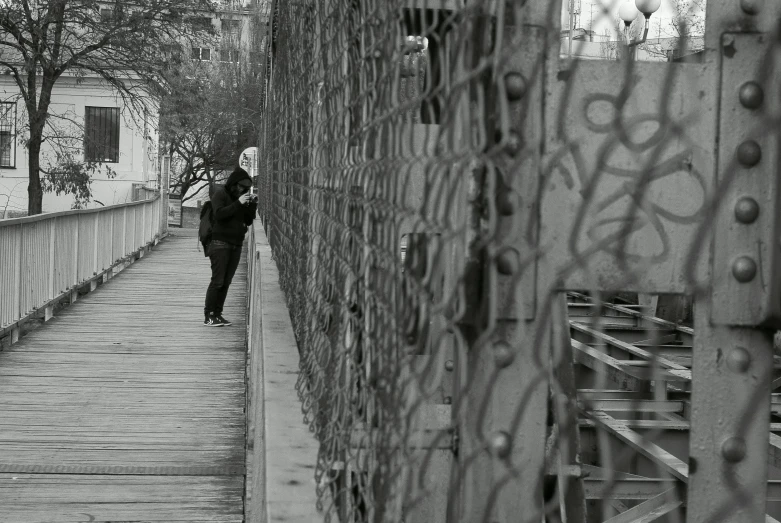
[258,0,781,521]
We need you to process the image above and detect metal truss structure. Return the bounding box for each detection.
[257,0,781,521]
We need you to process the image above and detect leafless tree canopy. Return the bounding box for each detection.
[160,10,265,204]
[0,0,215,214]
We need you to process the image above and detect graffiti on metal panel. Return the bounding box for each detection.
[546,87,708,265]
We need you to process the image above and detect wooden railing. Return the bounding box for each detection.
[0,196,165,341]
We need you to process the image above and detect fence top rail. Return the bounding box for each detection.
[0,195,161,228]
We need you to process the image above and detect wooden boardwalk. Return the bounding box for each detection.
[0,233,247,522]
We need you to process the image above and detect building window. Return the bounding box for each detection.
[221,19,241,42]
[0,102,16,168]
[192,47,211,61]
[219,48,239,62]
[85,107,119,163]
[191,16,212,31]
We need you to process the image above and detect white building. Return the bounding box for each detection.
[0,73,158,216]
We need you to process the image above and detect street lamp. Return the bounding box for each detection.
[619,0,661,58]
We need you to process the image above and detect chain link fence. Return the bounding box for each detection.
[257,0,781,521]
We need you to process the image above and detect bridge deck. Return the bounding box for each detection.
[0,233,247,522]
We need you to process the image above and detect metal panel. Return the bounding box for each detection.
[540,60,715,293]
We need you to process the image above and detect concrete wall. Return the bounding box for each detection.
[0,75,159,215]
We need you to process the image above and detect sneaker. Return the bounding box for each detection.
[216,315,232,326]
[204,314,223,327]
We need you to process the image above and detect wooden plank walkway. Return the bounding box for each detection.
[0,233,247,522]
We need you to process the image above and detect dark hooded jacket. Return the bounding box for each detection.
[210,167,257,246]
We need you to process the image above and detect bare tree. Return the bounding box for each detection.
[160,10,264,203]
[0,179,26,218]
[598,13,643,61]
[640,0,706,61]
[0,0,214,215]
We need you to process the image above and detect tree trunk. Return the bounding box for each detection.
[27,136,43,215]
[25,74,56,215]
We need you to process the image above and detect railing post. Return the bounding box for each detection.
[93,213,99,276]
[45,218,56,321]
[71,216,79,303]
[139,203,146,258]
[110,209,115,265]
[122,206,128,260]
[12,223,22,342]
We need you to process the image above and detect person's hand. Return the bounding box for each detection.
[238,193,251,205]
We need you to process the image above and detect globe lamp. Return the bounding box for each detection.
[619,1,640,25]
[635,0,662,18]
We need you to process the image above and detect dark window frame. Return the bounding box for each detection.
[191,47,211,61]
[0,101,16,168]
[84,106,120,164]
[221,18,241,40]
[219,48,239,63]
[192,16,212,31]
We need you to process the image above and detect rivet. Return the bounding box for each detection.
[493,341,515,368]
[443,395,452,405]
[739,82,764,109]
[444,305,456,320]
[489,431,512,458]
[469,158,486,175]
[504,131,523,156]
[688,456,698,475]
[737,140,762,167]
[740,0,760,15]
[726,347,751,373]
[734,197,760,224]
[496,247,520,275]
[732,256,757,283]
[721,437,747,463]
[445,359,454,372]
[497,190,520,216]
[504,72,527,101]
[373,49,382,59]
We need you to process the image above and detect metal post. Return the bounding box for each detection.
[686,3,781,519]
[457,4,563,521]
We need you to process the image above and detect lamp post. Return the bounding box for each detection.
[619,0,661,60]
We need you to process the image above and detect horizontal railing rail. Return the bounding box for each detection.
[0,196,165,338]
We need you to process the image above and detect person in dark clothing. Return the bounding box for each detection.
[204,166,257,327]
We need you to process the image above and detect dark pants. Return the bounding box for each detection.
[204,240,242,315]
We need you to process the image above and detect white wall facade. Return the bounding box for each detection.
[0,74,159,215]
